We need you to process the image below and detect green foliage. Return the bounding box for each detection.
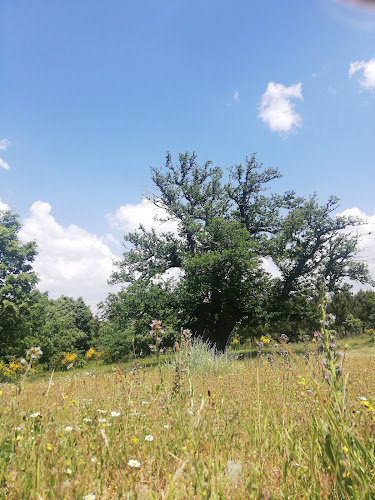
[23,294,95,364]
[106,152,371,350]
[97,281,179,360]
[179,219,268,350]
[0,210,38,358]
[273,195,371,298]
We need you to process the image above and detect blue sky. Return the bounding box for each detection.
[1,0,375,309]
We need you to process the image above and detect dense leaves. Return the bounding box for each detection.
[0,210,38,357]
[108,152,372,350]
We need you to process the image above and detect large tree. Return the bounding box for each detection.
[0,209,38,358]
[108,152,371,349]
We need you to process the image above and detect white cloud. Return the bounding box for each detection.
[259,82,303,133]
[339,207,375,289]
[107,198,179,235]
[0,139,11,151]
[233,90,240,103]
[0,198,10,211]
[19,201,119,311]
[261,257,282,278]
[0,158,10,171]
[0,139,11,170]
[349,58,375,89]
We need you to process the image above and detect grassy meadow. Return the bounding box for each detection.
[1,336,375,499]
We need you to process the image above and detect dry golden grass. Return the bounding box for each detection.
[0,350,374,499]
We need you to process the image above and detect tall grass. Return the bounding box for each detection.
[1,333,374,499]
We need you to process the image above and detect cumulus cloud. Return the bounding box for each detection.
[259,82,303,133]
[261,257,282,278]
[349,58,375,89]
[19,201,119,311]
[107,198,179,235]
[339,207,375,288]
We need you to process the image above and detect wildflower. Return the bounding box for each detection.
[359,396,368,401]
[141,401,149,405]
[329,313,336,320]
[30,412,41,418]
[145,435,154,441]
[83,418,92,423]
[16,435,24,441]
[97,409,107,414]
[64,468,72,475]
[163,424,171,429]
[83,495,96,500]
[98,418,106,423]
[91,457,99,464]
[64,426,73,432]
[313,331,319,337]
[131,436,138,443]
[46,443,53,451]
[260,335,270,344]
[343,446,349,453]
[298,376,306,386]
[128,459,141,468]
[110,411,120,417]
[361,400,374,410]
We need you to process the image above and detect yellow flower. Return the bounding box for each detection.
[46,443,53,451]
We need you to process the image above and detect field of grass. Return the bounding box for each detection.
[1,338,375,499]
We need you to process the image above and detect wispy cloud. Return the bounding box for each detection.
[233,90,240,103]
[258,82,303,133]
[0,139,11,151]
[0,138,11,170]
[349,58,375,89]
[0,159,10,171]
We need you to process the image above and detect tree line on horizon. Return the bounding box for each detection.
[1,152,374,365]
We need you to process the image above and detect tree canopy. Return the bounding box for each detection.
[108,152,371,350]
[0,209,38,357]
